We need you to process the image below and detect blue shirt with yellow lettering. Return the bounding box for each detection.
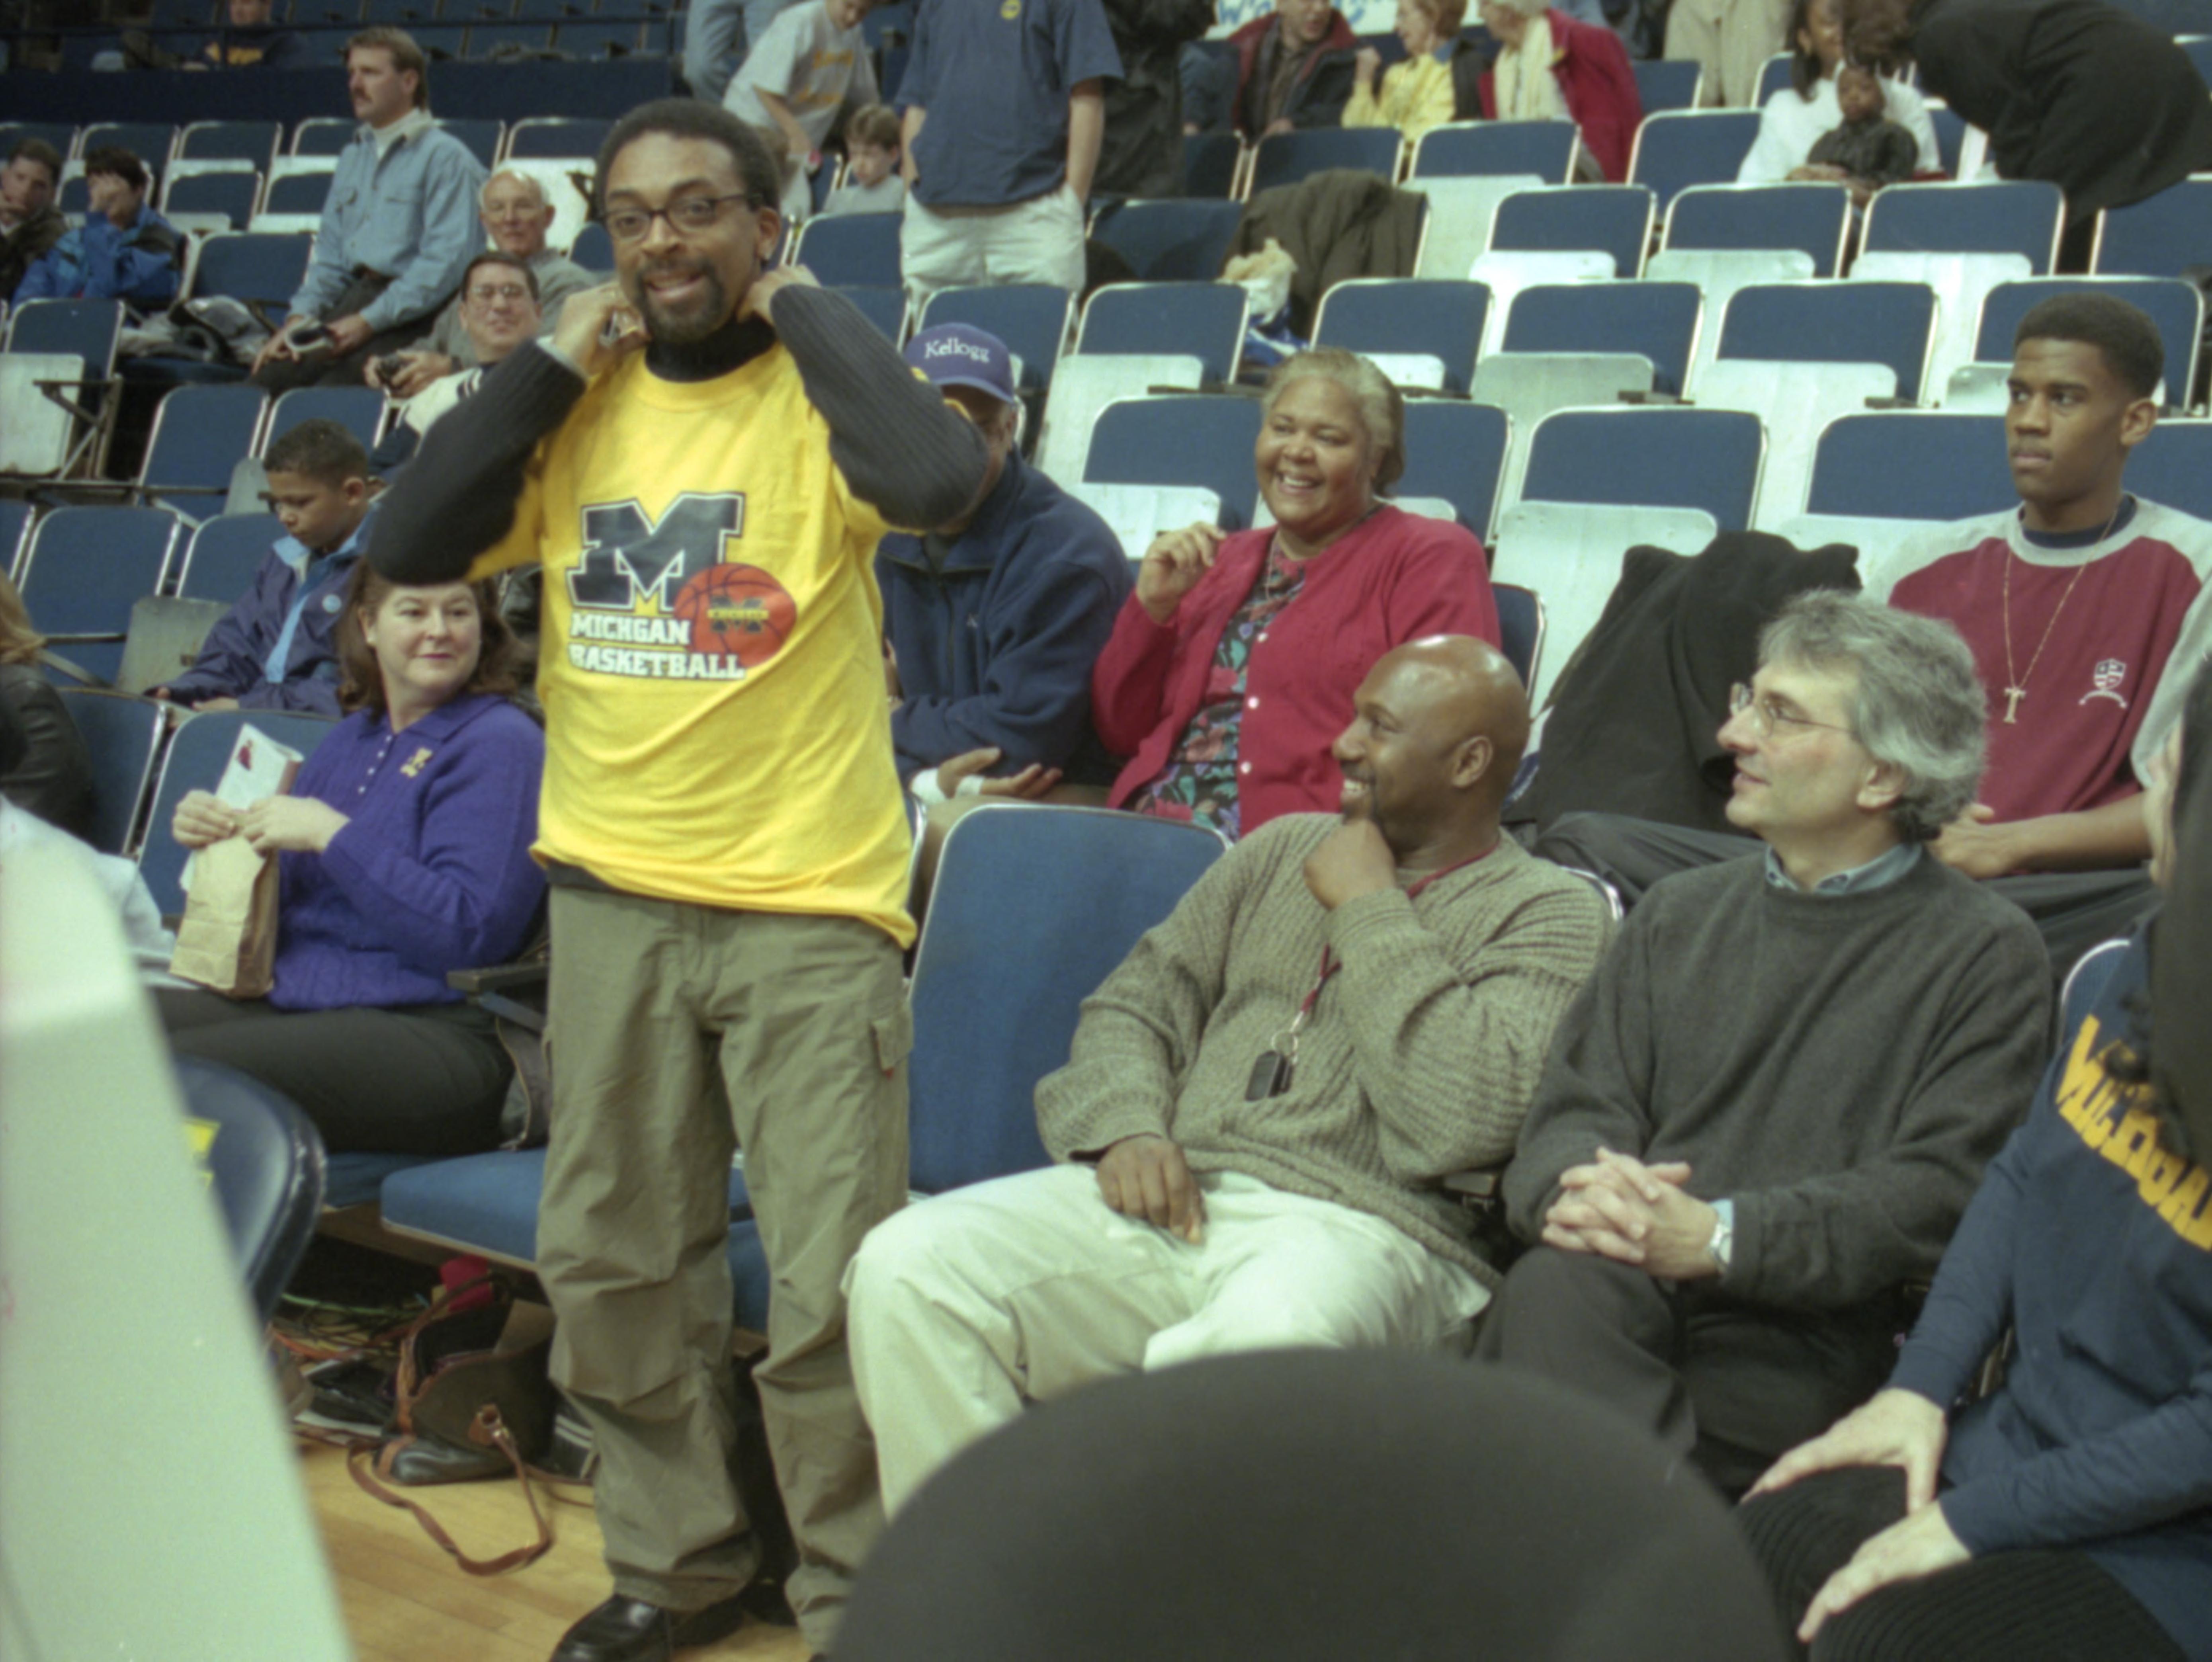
[1892,930,2212,1658]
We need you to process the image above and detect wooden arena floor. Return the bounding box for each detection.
[301,1438,811,1662]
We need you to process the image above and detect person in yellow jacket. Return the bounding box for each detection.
[1343,0,1468,142]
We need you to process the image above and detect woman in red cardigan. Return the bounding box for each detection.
[1475,0,1644,183]
[1091,348,1500,840]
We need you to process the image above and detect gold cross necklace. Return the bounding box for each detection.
[2000,499,2122,724]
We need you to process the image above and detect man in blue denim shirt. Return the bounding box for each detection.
[152,421,375,716]
[252,26,487,391]
[16,147,181,309]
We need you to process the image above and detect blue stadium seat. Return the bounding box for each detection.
[408,23,469,56]
[80,123,179,170]
[190,232,313,321]
[1717,280,1936,401]
[1246,127,1404,197]
[1633,58,1703,113]
[262,166,335,215]
[1490,184,1656,279]
[1862,181,2063,273]
[834,284,907,342]
[1493,580,1542,689]
[16,508,184,686]
[141,384,268,518]
[289,117,358,158]
[1398,399,1510,537]
[1083,395,1266,528]
[908,805,1225,1195]
[1975,278,2203,409]
[1182,131,1244,199]
[467,19,553,53]
[173,1055,326,1323]
[1090,198,1244,283]
[2121,420,2212,523]
[1313,278,1489,395]
[0,123,78,162]
[1663,182,1852,277]
[1409,120,1578,184]
[1926,103,1966,178]
[2094,178,2212,279]
[266,386,385,454]
[555,18,645,55]
[1520,406,1765,531]
[0,500,30,584]
[179,512,283,604]
[1756,52,1794,106]
[1501,281,1703,396]
[2181,33,2212,85]
[1077,282,1249,385]
[55,689,166,855]
[504,116,608,159]
[164,168,261,230]
[568,219,614,273]
[1627,109,1762,210]
[918,285,1074,392]
[176,120,282,170]
[791,212,902,287]
[139,707,339,918]
[6,298,124,377]
[381,1145,719,1262]
[436,119,505,169]
[1804,412,2012,519]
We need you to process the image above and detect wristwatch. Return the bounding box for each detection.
[1707,1200,1735,1275]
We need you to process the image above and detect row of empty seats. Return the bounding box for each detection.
[0,114,612,173]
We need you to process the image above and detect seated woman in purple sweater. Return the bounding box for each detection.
[1738,664,2212,1662]
[156,564,546,1157]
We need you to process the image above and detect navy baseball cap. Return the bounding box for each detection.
[904,324,1017,404]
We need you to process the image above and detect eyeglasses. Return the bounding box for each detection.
[602,193,755,243]
[467,283,532,303]
[1728,683,1856,740]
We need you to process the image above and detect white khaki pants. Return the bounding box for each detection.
[845,1164,1489,1516]
[1665,0,1791,107]
[900,186,1086,312]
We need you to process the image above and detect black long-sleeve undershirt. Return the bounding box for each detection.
[368,283,990,586]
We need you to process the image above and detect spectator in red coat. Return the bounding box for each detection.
[1475,0,1644,182]
[1091,348,1501,841]
[1229,0,1361,140]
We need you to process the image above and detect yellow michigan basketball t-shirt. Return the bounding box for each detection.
[469,344,915,946]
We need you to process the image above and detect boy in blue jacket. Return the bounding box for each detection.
[877,323,1130,807]
[16,147,181,310]
[152,420,373,717]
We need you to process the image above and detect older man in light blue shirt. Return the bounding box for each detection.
[253,25,486,392]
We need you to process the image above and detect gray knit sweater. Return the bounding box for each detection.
[1036,815,1615,1279]
[1505,852,2053,1309]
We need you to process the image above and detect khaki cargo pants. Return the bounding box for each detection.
[537,886,912,1654]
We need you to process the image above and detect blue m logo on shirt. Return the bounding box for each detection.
[569,493,747,612]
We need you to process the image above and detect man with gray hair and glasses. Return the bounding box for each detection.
[1476,592,2052,1496]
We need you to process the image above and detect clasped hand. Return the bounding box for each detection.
[172,789,348,855]
[1096,1133,1206,1243]
[1541,1146,1717,1279]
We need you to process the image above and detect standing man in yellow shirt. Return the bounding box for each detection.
[367,99,987,1662]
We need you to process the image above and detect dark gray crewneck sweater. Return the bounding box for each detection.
[1505,850,2052,1310]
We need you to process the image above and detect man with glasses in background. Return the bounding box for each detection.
[368,98,989,1662]
[1475,592,2052,1498]
[378,168,596,398]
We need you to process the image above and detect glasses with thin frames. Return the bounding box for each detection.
[1728,682,1856,740]
[603,193,755,243]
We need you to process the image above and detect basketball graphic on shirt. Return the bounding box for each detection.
[672,564,797,666]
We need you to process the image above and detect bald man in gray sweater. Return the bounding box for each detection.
[848,637,1614,1516]
[1479,594,2052,1494]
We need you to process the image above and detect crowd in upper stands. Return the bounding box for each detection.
[6,6,2212,1662]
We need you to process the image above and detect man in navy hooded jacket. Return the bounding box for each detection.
[877,324,1131,808]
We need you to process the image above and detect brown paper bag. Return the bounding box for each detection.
[168,833,280,998]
